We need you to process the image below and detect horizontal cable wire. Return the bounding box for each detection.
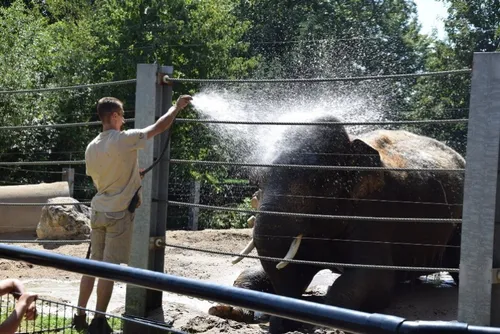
[0,115,468,131]
[168,201,462,223]
[113,35,409,51]
[161,242,459,272]
[0,239,90,244]
[169,159,466,173]
[119,30,498,50]
[0,118,134,130]
[175,118,469,126]
[0,160,85,166]
[0,79,136,95]
[265,193,463,206]
[12,232,459,252]
[250,233,461,249]
[165,69,471,84]
[0,150,86,156]
[0,166,65,174]
[0,158,466,171]
[0,201,91,206]
[167,189,463,207]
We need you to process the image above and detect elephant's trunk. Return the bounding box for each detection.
[276,234,303,269]
[231,239,255,264]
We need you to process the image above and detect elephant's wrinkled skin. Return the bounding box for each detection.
[238,116,464,333]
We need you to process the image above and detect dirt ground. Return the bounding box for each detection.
[0,229,459,334]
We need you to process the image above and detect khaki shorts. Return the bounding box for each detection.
[90,209,135,264]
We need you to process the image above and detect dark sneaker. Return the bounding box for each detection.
[88,316,113,334]
[72,313,89,331]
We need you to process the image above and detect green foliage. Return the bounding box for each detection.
[405,0,500,155]
[0,300,124,333]
[200,196,253,230]
[235,0,433,122]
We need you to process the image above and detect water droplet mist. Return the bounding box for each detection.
[189,86,388,165]
[186,41,396,166]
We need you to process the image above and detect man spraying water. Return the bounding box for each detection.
[73,94,192,334]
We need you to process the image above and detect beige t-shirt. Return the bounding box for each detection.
[85,128,148,212]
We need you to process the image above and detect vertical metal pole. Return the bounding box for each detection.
[147,65,173,310]
[62,168,74,197]
[458,52,500,326]
[188,180,200,230]
[124,64,168,333]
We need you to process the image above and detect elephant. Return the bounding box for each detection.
[215,116,465,333]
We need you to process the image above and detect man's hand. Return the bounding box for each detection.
[18,292,38,320]
[139,168,145,180]
[0,279,26,300]
[10,279,26,298]
[175,95,193,110]
[144,94,193,140]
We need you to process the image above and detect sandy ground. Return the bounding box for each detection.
[0,229,459,334]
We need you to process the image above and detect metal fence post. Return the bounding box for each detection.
[458,52,500,326]
[124,64,172,333]
[148,65,173,309]
[62,168,74,197]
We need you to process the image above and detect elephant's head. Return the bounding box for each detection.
[243,116,385,269]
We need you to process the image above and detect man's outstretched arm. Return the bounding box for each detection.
[143,95,192,140]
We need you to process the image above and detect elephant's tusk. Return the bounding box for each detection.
[231,239,255,265]
[251,196,259,209]
[247,215,256,228]
[276,234,303,270]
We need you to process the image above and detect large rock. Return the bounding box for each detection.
[36,197,91,240]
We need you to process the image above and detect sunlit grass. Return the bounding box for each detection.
[0,303,123,334]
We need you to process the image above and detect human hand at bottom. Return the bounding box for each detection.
[18,292,38,320]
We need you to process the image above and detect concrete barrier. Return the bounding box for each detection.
[0,182,70,234]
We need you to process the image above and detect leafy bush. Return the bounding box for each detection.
[200,197,253,229]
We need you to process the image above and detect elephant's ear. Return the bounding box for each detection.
[350,139,381,163]
[349,139,385,199]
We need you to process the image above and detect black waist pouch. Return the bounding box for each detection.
[128,187,142,213]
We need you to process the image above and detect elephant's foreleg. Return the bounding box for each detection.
[322,222,396,312]
[260,262,319,334]
[324,268,395,313]
[209,265,273,323]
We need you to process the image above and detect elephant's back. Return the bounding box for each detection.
[354,129,465,171]
[353,129,465,216]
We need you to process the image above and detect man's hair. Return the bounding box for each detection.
[97,97,124,122]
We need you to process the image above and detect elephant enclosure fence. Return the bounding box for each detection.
[0,52,498,333]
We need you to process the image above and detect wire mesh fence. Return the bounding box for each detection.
[0,293,184,334]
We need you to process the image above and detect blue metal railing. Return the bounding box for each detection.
[0,243,497,334]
